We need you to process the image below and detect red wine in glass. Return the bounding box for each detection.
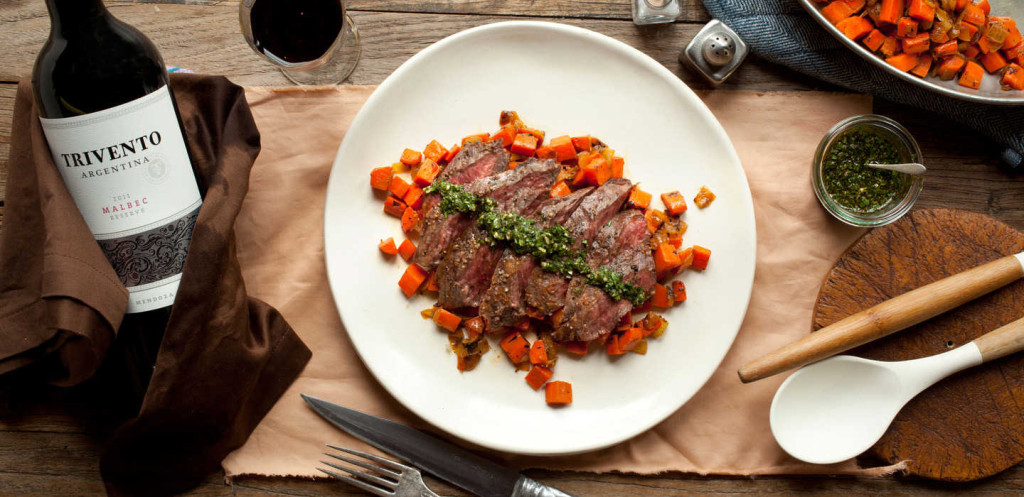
[240,0,360,84]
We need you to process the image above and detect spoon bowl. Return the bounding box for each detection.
[770,344,982,464]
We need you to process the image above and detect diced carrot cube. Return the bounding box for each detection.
[677,247,695,270]
[878,0,903,25]
[887,53,920,71]
[977,35,999,54]
[691,245,712,271]
[549,135,577,162]
[509,161,519,170]
[423,140,448,163]
[651,284,672,308]
[672,280,687,302]
[536,146,557,160]
[403,185,424,210]
[510,134,538,157]
[618,327,644,352]
[398,239,417,262]
[401,208,420,233]
[384,196,407,217]
[545,381,572,405]
[837,16,874,40]
[571,136,592,152]
[529,340,549,365]
[961,4,985,27]
[605,334,625,356]
[550,181,571,197]
[1002,62,1024,89]
[668,234,683,249]
[654,243,682,274]
[822,0,854,25]
[644,209,664,233]
[413,158,441,187]
[910,53,933,77]
[863,29,886,51]
[896,17,918,38]
[591,156,613,185]
[519,127,545,145]
[398,264,428,297]
[694,186,716,208]
[660,191,688,215]
[432,308,461,332]
[879,36,900,57]
[388,176,410,199]
[936,55,967,80]
[424,271,439,292]
[500,332,530,363]
[370,167,393,191]
[378,237,398,255]
[490,126,517,148]
[900,33,930,54]
[980,51,1007,73]
[906,0,933,22]
[976,0,990,15]
[611,156,624,178]
[933,40,959,57]
[400,148,422,166]
[958,60,984,88]
[525,365,553,390]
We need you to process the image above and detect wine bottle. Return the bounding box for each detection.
[32,0,200,408]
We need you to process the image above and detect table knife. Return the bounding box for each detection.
[301,394,574,497]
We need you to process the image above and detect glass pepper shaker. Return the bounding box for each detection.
[631,0,681,25]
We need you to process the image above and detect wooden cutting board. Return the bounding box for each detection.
[812,208,1024,482]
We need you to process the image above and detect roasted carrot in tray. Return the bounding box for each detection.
[896,17,918,38]
[886,52,920,72]
[1003,63,1024,89]
[837,16,874,40]
[936,55,967,80]
[959,60,984,88]
[901,33,930,54]
[878,0,904,25]
[821,0,855,25]
[980,52,1008,73]
[863,29,886,51]
[910,53,933,78]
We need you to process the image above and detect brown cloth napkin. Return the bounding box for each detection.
[222,87,902,478]
[0,75,312,495]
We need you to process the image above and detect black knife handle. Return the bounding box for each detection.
[512,476,575,497]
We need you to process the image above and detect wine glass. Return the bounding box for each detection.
[239,0,360,85]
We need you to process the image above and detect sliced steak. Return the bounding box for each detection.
[414,140,509,270]
[436,159,560,310]
[554,210,656,342]
[525,178,632,315]
[478,187,595,331]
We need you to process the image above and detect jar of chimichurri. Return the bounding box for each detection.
[812,115,923,227]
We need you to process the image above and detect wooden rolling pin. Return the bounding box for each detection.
[738,252,1024,383]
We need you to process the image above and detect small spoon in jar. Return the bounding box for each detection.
[866,162,927,175]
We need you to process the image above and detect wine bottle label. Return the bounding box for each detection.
[39,86,202,314]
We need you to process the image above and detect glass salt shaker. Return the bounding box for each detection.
[632,0,681,25]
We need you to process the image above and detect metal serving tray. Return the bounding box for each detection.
[798,0,1024,105]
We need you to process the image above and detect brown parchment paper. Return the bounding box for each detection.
[223,87,903,478]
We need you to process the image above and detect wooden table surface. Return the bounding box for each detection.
[3,0,1024,495]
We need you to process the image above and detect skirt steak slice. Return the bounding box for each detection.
[436,159,560,310]
[525,178,632,315]
[478,187,595,331]
[414,141,509,270]
[554,210,656,342]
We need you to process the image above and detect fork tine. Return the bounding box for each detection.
[320,459,397,488]
[317,467,393,497]
[323,451,401,479]
[326,444,411,472]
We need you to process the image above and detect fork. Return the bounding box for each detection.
[318,444,440,497]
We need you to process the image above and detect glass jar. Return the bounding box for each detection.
[812,114,924,227]
[632,0,681,25]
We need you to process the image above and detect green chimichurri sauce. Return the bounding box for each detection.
[424,180,649,306]
[822,129,906,213]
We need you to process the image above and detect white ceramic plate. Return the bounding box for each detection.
[323,21,756,455]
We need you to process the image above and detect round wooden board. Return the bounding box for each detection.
[813,208,1024,482]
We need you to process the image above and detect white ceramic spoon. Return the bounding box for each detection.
[867,162,927,175]
[770,315,1024,465]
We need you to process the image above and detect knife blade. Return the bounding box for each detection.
[301,394,573,497]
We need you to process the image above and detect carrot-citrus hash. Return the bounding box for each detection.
[817,0,1024,90]
[371,111,714,406]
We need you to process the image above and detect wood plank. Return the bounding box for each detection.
[0,3,828,91]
